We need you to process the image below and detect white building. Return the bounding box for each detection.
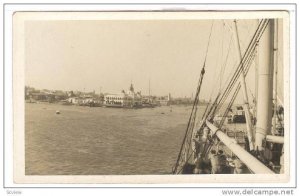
[104,93,129,107]
[67,97,80,104]
[104,83,142,108]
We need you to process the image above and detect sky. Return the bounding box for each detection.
[24,19,283,103]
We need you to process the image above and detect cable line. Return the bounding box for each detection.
[172,21,214,174]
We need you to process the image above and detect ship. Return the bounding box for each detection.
[172,19,284,174]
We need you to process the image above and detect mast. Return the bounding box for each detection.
[272,19,279,135]
[233,20,255,151]
[255,20,275,151]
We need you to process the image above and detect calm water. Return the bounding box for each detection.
[25,103,204,175]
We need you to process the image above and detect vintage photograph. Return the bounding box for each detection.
[13,11,288,182]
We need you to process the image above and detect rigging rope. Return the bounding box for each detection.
[201,20,269,133]
[218,46,257,122]
[219,51,257,127]
[219,22,225,91]
[219,19,266,97]
[172,21,214,174]
[214,19,269,115]
[173,19,271,174]
[203,21,215,65]
[220,35,233,90]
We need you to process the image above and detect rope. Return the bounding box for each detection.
[214,19,269,115]
[219,84,241,127]
[219,49,257,127]
[217,45,257,112]
[172,21,214,174]
[220,35,233,90]
[219,22,225,91]
[203,21,214,65]
[219,19,267,101]
[173,67,206,174]
[173,19,272,174]
[218,48,257,124]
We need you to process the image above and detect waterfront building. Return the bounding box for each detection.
[53,91,67,101]
[104,93,129,107]
[29,92,48,101]
[104,83,142,108]
[67,97,81,104]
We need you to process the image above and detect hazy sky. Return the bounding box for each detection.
[25,19,283,102]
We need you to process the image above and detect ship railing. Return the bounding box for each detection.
[206,120,275,174]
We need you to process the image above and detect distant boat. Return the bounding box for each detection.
[142,103,155,108]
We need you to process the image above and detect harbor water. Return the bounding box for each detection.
[25,103,204,175]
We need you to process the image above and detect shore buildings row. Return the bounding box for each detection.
[25,84,181,108]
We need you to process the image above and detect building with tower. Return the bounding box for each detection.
[104,83,142,108]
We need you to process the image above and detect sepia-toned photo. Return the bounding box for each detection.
[12,11,290,183]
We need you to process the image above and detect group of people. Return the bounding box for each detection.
[181,126,249,174]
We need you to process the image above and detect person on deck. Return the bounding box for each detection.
[193,153,211,174]
[209,150,231,174]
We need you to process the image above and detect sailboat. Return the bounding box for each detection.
[172,19,284,174]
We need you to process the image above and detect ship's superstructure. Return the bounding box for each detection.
[172,19,284,174]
